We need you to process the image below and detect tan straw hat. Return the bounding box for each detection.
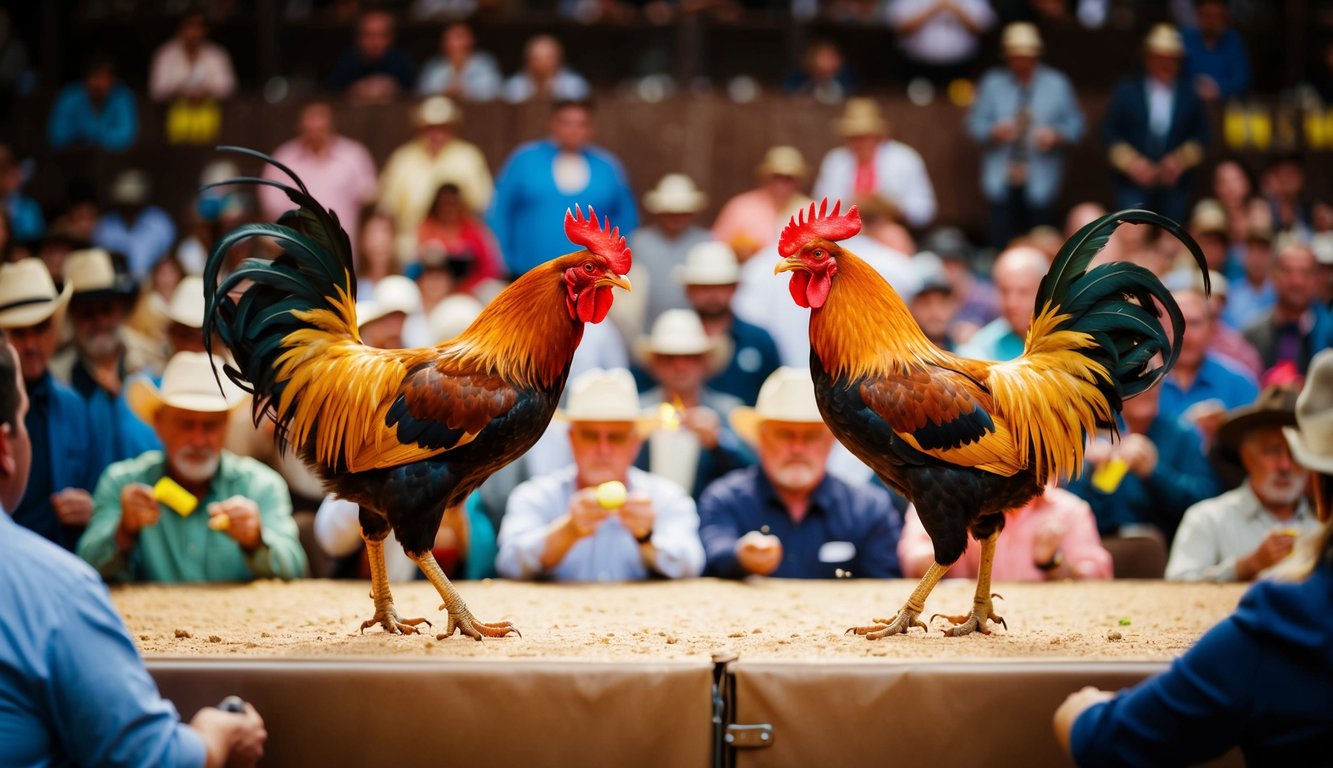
[64,248,137,301]
[644,174,707,214]
[837,98,888,137]
[127,351,245,425]
[415,95,462,127]
[1001,22,1042,56]
[166,276,206,328]
[1284,349,1333,474]
[756,146,809,180]
[427,294,484,342]
[0,258,73,329]
[1145,23,1184,57]
[730,367,825,444]
[674,241,740,286]
[555,367,658,432]
[634,309,730,372]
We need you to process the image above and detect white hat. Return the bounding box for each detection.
[64,248,137,300]
[428,294,484,342]
[633,309,730,374]
[127,351,245,425]
[555,368,657,432]
[1284,349,1333,475]
[108,168,150,206]
[644,174,707,214]
[0,258,72,329]
[374,275,423,316]
[1145,23,1184,57]
[730,367,826,444]
[415,96,461,127]
[1001,22,1042,56]
[167,276,205,328]
[674,241,740,286]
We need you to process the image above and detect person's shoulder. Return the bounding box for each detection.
[1202,352,1258,386]
[514,465,575,498]
[630,466,691,502]
[0,517,103,592]
[105,451,165,482]
[824,473,893,510]
[222,451,286,486]
[1182,485,1246,522]
[700,465,761,505]
[705,388,745,414]
[1233,562,1333,657]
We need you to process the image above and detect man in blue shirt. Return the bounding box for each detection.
[955,245,1048,363]
[1161,288,1260,445]
[1182,0,1252,102]
[46,55,137,152]
[699,368,902,579]
[0,334,267,767]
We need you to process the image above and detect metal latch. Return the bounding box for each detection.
[724,724,774,749]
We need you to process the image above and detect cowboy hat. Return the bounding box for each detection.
[730,367,826,445]
[415,95,462,128]
[1001,22,1042,57]
[1144,23,1184,57]
[837,98,888,137]
[1284,349,1333,475]
[427,294,484,342]
[674,241,740,286]
[127,351,245,425]
[64,248,137,302]
[644,174,707,214]
[0,258,73,329]
[167,276,205,328]
[756,146,809,180]
[1216,385,1299,453]
[555,367,658,433]
[633,309,731,373]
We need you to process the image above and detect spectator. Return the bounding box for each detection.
[1163,267,1264,377]
[921,226,996,343]
[0,338,268,768]
[1261,153,1312,241]
[0,145,43,244]
[1212,158,1255,245]
[91,169,177,281]
[699,367,902,579]
[78,352,307,582]
[887,0,995,82]
[1243,242,1333,377]
[1186,198,1230,275]
[782,38,855,103]
[955,245,1047,361]
[1102,24,1208,224]
[47,55,137,152]
[900,486,1112,581]
[712,145,811,262]
[627,173,714,337]
[502,34,590,104]
[416,21,502,101]
[0,259,100,551]
[416,182,504,296]
[966,23,1084,249]
[327,10,414,103]
[1222,222,1275,331]
[1159,285,1259,446]
[260,101,377,249]
[488,99,638,276]
[1182,0,1252,102]
[678,241,782,405]
[814,98,937,229]
[379,96,492,265]
[908,253,959,351]
[1166,386,1318,581]
[149,11,236,103]
[495,368,705,581]
[634,309,753,500]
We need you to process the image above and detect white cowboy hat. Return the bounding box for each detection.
[128,351,245,425]
[730,367,826,445]
[674,241,740,286]
[64,248,137,301]
[428,294,484,342]
[756,145,809,180]
[415,95,462,127]
[633,308,731,373]
[1285,349,1333,475]
[837,98,888,137]
[374,275,423,316]
[167,276,206,328]
[1145,23,1184,57]
[644,174,707,214]
[555,367,658,433]
[1001,22,1042,57]
[0,258,73,329]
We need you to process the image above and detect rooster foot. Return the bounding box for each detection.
[846,610,928,639]
[932,603,1007,637]
[436,605,520,642]
[360,608,432,636]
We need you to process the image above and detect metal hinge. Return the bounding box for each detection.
[724,723,774,749]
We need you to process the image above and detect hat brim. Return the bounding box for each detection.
[0,280,73,329]
[644,194,707,215]
[128,375,243,426]
[1217,409,1298,452]
[1285,426,1333,475]
[633,335,732,375]
[553,409,659,436]
[672,265,740,286]
[730,408,827,446]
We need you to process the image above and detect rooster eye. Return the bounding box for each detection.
[583,262,595,273]
[812,249,826,260]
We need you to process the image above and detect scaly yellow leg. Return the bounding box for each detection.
[358,537,432,635]
[936,531,1008,636]
[848,561,951,639]
[409,550,519,641]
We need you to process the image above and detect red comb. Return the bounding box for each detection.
[778,198,862,257]
[565,205,632,273]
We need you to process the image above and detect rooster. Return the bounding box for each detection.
[203,149,631,639]
[776,201,1206,637]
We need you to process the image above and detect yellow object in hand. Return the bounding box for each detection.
[1090,457,1129,494]
[154,477,198,517]
[208,513,231,532]
[595,481,628,509]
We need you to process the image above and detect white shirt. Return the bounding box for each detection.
[886,0,995,65]
[1146,77,1175,138]
[813,142,938,228]
[148,39,236,101]
[1166,483,1319,582]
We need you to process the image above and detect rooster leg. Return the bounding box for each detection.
[935,531,1007,637]
[358,537,432,635]
[848,562,949,639]
[409,551,519,641]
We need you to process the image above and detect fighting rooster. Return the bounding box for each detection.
[203,150,631,639]
[776,201,1206,637]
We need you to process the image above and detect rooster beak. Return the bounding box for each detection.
[598,273,632,292]
[774,257,803,275]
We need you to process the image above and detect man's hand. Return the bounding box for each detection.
[1053,686,1115,756]
[736,530,783,576]
[1118,433,1159,477]
[210,496,262,551]
[618,494,656,542]
[120,483,160,534]
[190,702,267,768]
[1126,156,1158,187]
[51,488,94,526]
[991,120,1018,144]
[1031,515,1067,566]
[1032,126,1058,152]
[568,487,614,537]
[682,406,721,450]
[1195,75,1220,101]
[1237,529,1298,580]
[1159,153,1185,186]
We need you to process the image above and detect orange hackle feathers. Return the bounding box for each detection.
[778,198,862,257]
[565,205,631,273]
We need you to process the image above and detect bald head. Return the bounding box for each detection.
[994,246,1049,335]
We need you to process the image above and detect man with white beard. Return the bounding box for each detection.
[1166,386,1320,582]
[697,368,902,579]
[77,352,306,582]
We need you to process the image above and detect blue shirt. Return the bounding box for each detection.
[46,81,138,152]
[12,373,103,550]
[93,207,178,280]
[0,511,206,767]
[708,318,783,406]
[1072,559,1333,765]
[1159,354,1259,423]
[1182,26,1252,101]
[955,317,1025,362]
[699,465,903,579]
[1221,277,1275,332]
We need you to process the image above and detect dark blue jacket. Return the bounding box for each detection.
[1102,75,1209,164]
[707,318,782,407]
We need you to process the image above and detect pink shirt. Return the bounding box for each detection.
[898,487,1113,581]
[259,135,378,246]
[711,190,809,255]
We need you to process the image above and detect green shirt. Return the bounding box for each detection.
[78,451,307,582]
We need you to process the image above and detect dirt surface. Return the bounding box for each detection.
[113,578,1247,662]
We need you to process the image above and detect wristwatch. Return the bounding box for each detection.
[1034,549,1064,572]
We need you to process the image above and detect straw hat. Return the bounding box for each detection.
[0,258,73,329]
[127,351,244,425]
[756,146,809,180]
[1284,350,1333,474]
[674,241,740,286]
[108,168,150,207]
[634,309,730,372]
[375,275,424,316]
[1001,22,1042,57]
[427,294,484,342]
[1144,23,1184,57]
[837,98,888,137]
[644,174,707,214]
[1189,199,1228,237]
[415,95,462,128]
[1163,267,1228,299]
[1216,385,1299,453]
[167,276,205,328]
[64,248,137,301]
[555,367,657,432]
[730,367,826,444]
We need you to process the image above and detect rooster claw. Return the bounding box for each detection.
[847,611,927,639]
[436,607,519,641]
[359,610,432,636]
